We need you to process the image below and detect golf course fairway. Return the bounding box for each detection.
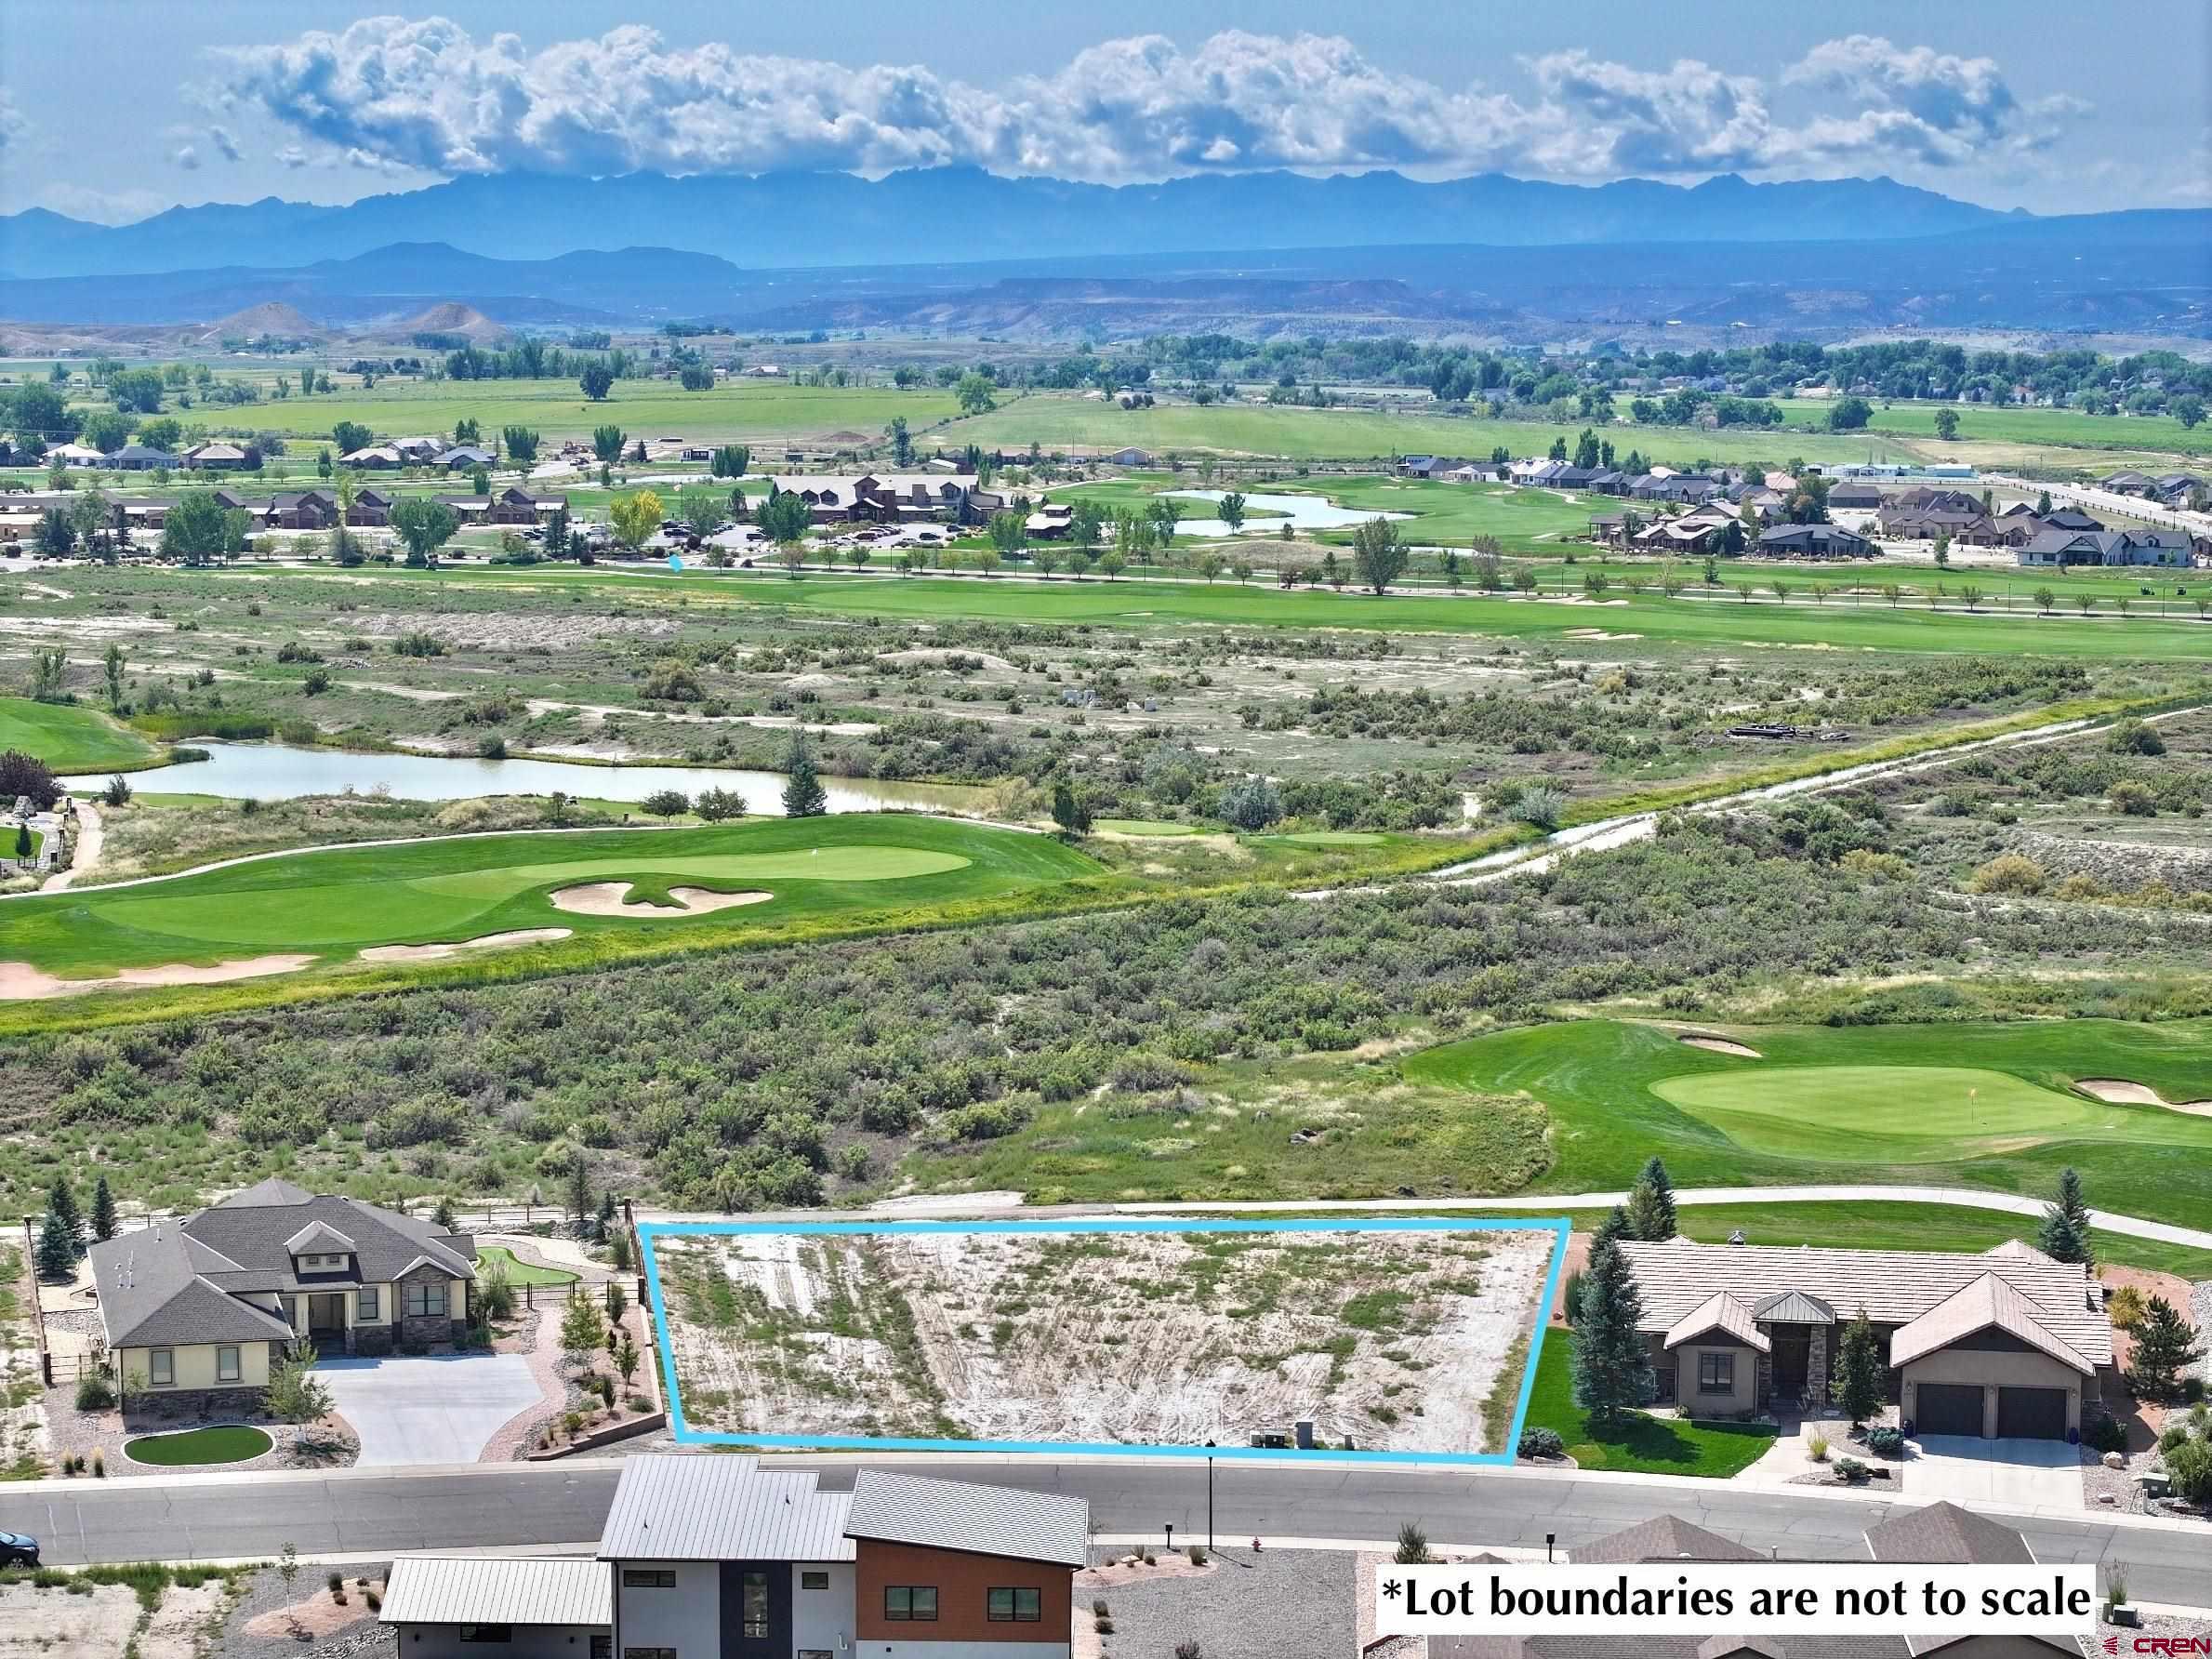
[0,813,1097,985]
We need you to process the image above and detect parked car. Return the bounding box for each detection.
[0,1531,38,1566]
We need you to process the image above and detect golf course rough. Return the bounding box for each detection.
[0,814,1097,987]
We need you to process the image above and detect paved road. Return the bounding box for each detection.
[4,1460,2205,1601]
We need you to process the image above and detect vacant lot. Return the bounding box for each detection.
[656,1224,1555,1454]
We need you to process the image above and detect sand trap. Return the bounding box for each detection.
[549,882,773,917]
[1564,628,1646,641]
[1680,1034,1762,1057]
[359,927,574,962]
[2076,1079,2212,1116]
[0,954,313,1000]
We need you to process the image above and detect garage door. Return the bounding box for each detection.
[1996,1387,2067,1440]
[1915,1382,1985,1438]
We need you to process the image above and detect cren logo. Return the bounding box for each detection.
[2116,1642,2212,1656]
[2105,1639,2121,1655]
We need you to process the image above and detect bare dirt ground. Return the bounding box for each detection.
[358,927,573,962]
[0,1582,141,1658]
[658,1226,1553,1454]
[0,953,314,1000]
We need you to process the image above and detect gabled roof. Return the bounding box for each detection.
[847,1470,1090,1569]
[184,1190,473,1287]
[1887,1273,2094,1375]
[600,1456,854,1562]
[381,1556,612,1628]
[1663,1291,1770,1352]
[219,1177,315,1207]
[285,1218,355,1254]
[1572,1514,1762,1564]
[1864,1501,2034,1566]
[1701,1639,1787,1659]
[1752,1289,1835,1324]
[87,1218,296,1349]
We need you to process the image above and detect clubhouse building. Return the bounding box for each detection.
[1617,1238,2112,1440]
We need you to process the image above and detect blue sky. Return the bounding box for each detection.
[4,1,2205,223]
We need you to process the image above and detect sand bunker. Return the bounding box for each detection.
[359,928,574,962]
[0,954,314,1000]
[2076,1078,2212,1116]
[549,882,772,918]
[1680,1034,1762,1058]
[1563,628,1646,641]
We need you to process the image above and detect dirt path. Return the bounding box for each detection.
[41,802,99,892]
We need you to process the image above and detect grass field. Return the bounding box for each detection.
[1521,1332,1776,1476]
[0,814,1097,977]
[1841,401,2209,458]
[1411,1017,2212,1232]
[475,1244,577,1286]
[123,1424,272,1466]
[0,698,160,772]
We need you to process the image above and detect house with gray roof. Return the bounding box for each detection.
[87,1178,474,1402]
[1616,1238,2111,1439]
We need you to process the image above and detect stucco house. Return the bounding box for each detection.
[86,1178,475,1407]
[1616,1238,2111,1440]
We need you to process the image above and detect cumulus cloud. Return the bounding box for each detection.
[209,19,2082,185]
[172,143,201,170]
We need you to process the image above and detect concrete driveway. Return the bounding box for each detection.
[317,1354,545,1467]
[1910,1436,2080,1510]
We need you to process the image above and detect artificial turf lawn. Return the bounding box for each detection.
[123,1425,272,1466]
[1521,1332,1776,1477]
[0,813,1097,976]
[475,1244,578,1286]
[1412,1018,2212,1233]
[0,698,159,772]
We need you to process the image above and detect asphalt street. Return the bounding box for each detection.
[3,1458,2205,1600]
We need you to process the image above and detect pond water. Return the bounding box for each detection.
[1166,490,1413,538]
[69,741,992,816]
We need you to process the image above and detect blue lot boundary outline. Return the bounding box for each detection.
[639,1215,1570,1467]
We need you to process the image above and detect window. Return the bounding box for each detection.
[623,1649,677,1659]
[987,1587,1042,1623]
[404,1281,448,1319]
[356,1287,379,1321]
[149,1349,174,1387]
[800,1571,830,1591]
[216,1346,240,1383]
[621,1570,677,1589]
[457,1626,511,1644]
[1699,1352,1735,1394]
[741,1571,768,1640]
[589,1640,611,1659]
[884,1586,938,1622]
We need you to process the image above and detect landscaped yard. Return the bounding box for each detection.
[122,1424,272,1467]
[474,1244,577,1287]
[1522,1332,1774,1478]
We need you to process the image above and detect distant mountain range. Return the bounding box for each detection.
[0,166,2051,281]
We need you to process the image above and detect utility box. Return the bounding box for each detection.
[1294,1420,1316,1450]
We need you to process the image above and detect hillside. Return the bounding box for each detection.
[203,300,320,339]
[391,300,504,340]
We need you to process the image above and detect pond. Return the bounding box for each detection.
[1166,490,1413,538]
[69,741,993,816]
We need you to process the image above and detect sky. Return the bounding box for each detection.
[3,1,2206,225]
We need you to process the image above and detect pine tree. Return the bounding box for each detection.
[34,1207,76,1280]
[88,1175,116,1243]
[1625,1157,1677,1241]
[566,1157,592,1226]
[46,1176,82,1260]
[1570,1232,1654,1426]
[2038,1167,2094,1265]
[1589,1202,1631,1254]
[2125,1295,2205,1402]
[781,732,828,818]
[1835,1308,1887,1425]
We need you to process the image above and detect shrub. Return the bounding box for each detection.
[1865,1425,1904,1457]
[1968,853,2045,896]
[1511,784,1564,830]
[2164,1438,2212,1506]
[74,1374,115,1412]
[1834,1455,1868,1483]
[2157,1424,2190,1454]
[1185,1546,1206,1567]
[2084,1414,2129,1455]
[1394,1521,1432,1564]
[2109,1285,2148,1330]
[1517,1426,1565,1459]
[2107,719,2166,756]
[1808,1433,1830,1462]
[1176,1643,1204,1659]
[2110,780,2158,817]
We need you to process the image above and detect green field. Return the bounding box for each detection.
[1840,401,2209,458]
[123,1424,272,1466]
[475,1243,578,1286]
[1411,1018,2212,1232]
[0,814,1097,978]
[1522,1332,1776,1476]
[0,698,160,771]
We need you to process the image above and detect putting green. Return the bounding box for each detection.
[1656,1063,2182,1162]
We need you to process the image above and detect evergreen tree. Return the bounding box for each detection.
[1835,1308,1887,1426]
[1625,1157,1677,1241]
[88,1175,116,1243]
[566,1156,592,1226]
[781,732,828,818]
[46,1175,82,1259]
[1570,1231,1655,1425]
[1051,778,1091,837]
[2125,1296,2205,1402]
[2037,1167,2094,1265]
[1589,1202,1631,1254]
[34,1207,76,1280]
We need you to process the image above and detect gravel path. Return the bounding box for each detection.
[40,801,99,891]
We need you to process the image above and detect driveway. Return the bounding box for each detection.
[1910,1436,2080,1510]
[317,1353,546,1467]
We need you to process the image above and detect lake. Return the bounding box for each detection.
[69,742,992,816]
[1166,490,1413,538]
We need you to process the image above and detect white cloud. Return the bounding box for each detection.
[172,143,201,170]
[209,19,2086,186]
[0,88,26,156]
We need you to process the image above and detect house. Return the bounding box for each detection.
[106,444,178,471]
[339,445,404,470]
[2152,471,2204,503]
[1755,524,1876,559]
[1616,1238,2111,1437]
[384,1455,1086,1659]
[1426,1504,2085,1657]
[1634,503,1739,552]
[391,436,445,461]
[267,491,336,529]
[86,1178,475,1403]
[2040,508,2103,533]
[436,445,497,471]
[346,488,395,528]
[2099,471,2153,497]
[1824,481,1884,511]
[1880,508,1991,543]
[47,443,106,468]
[182,442,250,471]
[762,474,982,524]
[1549,466,1598,490]
[1105,446,1151,468]
[2017,528,2191,567]
[439,486,565,526]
